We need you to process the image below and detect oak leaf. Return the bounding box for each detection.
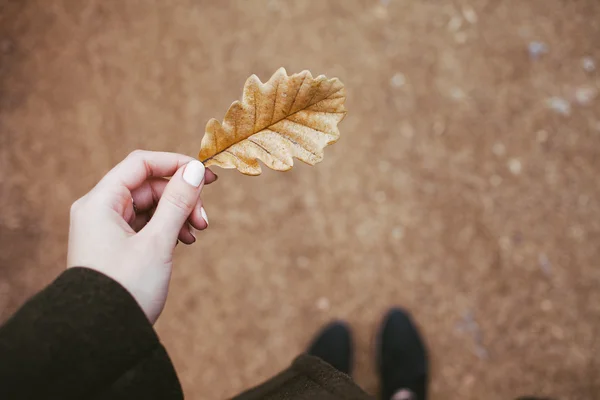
[198,68,347,175]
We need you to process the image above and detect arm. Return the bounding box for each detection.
[0,151,217,400]
[0,268,181,400]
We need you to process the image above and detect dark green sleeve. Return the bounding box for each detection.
[0,267,183,400]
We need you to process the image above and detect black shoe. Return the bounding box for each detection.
[307,321,353,375]
[377,308,428,400]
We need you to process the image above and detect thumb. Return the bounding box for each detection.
[144,160,205,246]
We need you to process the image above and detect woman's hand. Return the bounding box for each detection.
[67,150,217,324]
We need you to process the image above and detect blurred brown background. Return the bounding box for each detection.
[1,0,599,399]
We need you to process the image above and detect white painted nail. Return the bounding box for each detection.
[182,160,205,187]
[200,207,209,226]
[188,225,196,240]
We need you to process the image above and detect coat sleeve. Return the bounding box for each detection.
[233,355,373,400]
[0,267,183,400]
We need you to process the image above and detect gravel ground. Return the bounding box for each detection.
[1,1,599,399]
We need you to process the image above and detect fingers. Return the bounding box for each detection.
[134,213,197,244]
[204,169,218,185]
[189,202,209,231]
[130,177,209,232]
[101,151,193,190]
[99,150,218,190]
[177,224,196,245]
[133,213,196,245]
[131,178,168,212]
[142,160,206,248]
[130,212,151,232]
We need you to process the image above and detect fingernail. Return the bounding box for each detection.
[189,225,196,240]
[200,207,209,227]
[183,160,205,187]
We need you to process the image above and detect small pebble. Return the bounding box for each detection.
[390,73,406,88]
[378,160,391,173]
[490,174,502,187]
[454,32,468,44]
[528,41,548,60]
[541,299,553,312]
[304,192,317,207]
[538,253,551,275]
[568,225,584,240]
[518,26,531,38]
[373,5,388,18]
[267,0,281,11]
[401,122,414,138]
[448,15,463,32]
[433,118,446,135]
[492,142,506,156]
[508,158,522,175]
[355,224,368,238]
[391,390,413,400]
[512,231,523,245]
[391,226,404,240]
[575,86,597,106]
[546,97,571,115]
[462,6,478,24]
[475,346,489,360]
[450,87,466,100]
[316,297,330,311]
[551,326,565,340]
[462,374,475,387]
[582,56,596,72]
[499,236,511,250]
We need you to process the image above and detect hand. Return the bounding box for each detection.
[67,150,217,324]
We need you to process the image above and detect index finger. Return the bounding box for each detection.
[99,150,216,190]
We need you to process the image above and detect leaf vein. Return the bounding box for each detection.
[285,118,330,135]
[304,109,347,115]
[200,71,345,172]
[248,139,273,157]
[266,128,320,159]
[224,150,245,164]
[305,79,324,110]
[270,79,280,125]
[253,92,258,133]
[287,74,308,116]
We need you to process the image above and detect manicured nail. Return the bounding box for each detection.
[183,160,205,187]
[200,207,209,227]
[189,225,196,240]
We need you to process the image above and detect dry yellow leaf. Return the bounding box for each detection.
[198,68,347,175]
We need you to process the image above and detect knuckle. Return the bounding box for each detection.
[126,149,152,178]
[163,191,194,214]
[70,198,84,216]
[128,149,145,159]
